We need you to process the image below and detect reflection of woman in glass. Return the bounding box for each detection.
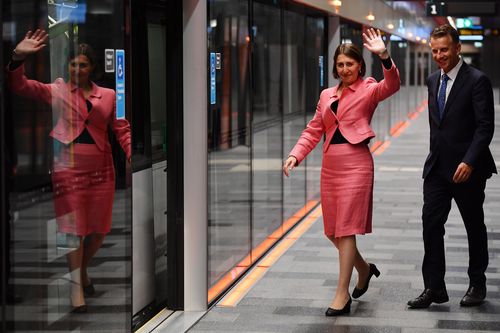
[283,29,400,316]
[7,29,131,313]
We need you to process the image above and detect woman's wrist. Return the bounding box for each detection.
[11,49,26,62]
[378,48,389,60]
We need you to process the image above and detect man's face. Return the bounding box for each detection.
[429,35,461,73]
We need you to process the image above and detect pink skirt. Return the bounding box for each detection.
[52,143,115,236]
[321,143,373,238]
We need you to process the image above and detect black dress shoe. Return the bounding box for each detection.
[352,263,380,299]
[325,297,352,316]
[407,289,449,309]
[460,285,486,307]
[83,282,95,297]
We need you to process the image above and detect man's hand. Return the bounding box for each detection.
[453,162,473,183]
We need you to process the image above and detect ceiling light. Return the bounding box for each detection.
[366,14,375,21]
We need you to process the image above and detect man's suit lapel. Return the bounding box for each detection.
[442,63,468,120]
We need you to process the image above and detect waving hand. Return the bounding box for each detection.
[362,28,387,57]
[13,29,49,61]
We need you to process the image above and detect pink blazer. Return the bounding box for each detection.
[7,64,131,160]
[289,60,400,165]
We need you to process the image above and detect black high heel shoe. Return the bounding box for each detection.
[71,304,88,313]
[352,263,380,299]
[325,297,352,316]
[83,281,95,297]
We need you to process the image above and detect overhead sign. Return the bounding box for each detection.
[458,28,484,36]
[426,1,446,17]
[456,18,473,29]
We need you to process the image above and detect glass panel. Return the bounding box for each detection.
[340,18,363,49]
[2,1,131,331]
[252,1,283,251]
[305,16,324,203]
[148,22,167,163]
[283,9,306,221]
[147,7,168,307]
[283,117,306,219]
[390,38,407,85]
[252,2,282,125]
[207,0,252,288]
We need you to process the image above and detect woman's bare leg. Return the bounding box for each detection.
[327,235,370,289]
[329,236,356,309]
[66,239,85,307]
[81,233,105,286]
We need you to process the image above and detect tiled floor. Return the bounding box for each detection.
[188,106,500,333]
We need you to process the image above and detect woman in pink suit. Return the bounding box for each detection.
[283,28,400,316]
[7,29,131,313]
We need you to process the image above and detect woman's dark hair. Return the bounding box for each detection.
[332,43,366,79]
[430,24,460,44]
[68,43,97,66]
[67,43,101,81]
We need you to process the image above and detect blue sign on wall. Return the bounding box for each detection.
[210,52,216,105]
[115,49,125,119]
[319,56,324,87]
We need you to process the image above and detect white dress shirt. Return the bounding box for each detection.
[439,57,463,103]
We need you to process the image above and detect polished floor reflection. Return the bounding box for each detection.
[6,190,131,332]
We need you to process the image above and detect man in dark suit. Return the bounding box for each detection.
[408,24,496,309]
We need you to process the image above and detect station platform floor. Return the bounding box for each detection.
[187,105,500,333]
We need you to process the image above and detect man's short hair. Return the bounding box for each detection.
[430,24,460,44]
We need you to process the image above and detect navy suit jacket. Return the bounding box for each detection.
[423,62,497,181]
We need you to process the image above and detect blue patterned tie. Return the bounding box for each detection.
[438,74,449,119]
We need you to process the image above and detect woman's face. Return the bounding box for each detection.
[336,53,361,86]
[68,55,94,86]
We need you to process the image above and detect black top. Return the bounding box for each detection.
[73,100,96,144]
[329,56,393,145]
[329,100,349,144]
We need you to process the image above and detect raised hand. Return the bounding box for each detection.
[13,29,49,60]
[362,28,387,56]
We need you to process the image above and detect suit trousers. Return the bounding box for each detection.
[422,167,489,291]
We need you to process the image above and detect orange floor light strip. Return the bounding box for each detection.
[391,120,410,137]
[373,140,391,155]
[208,200,319,303]
[218,205,322,307]
[389,120,405,136]
[370,140,384,153]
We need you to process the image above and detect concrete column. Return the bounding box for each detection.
[183,0,208,311]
